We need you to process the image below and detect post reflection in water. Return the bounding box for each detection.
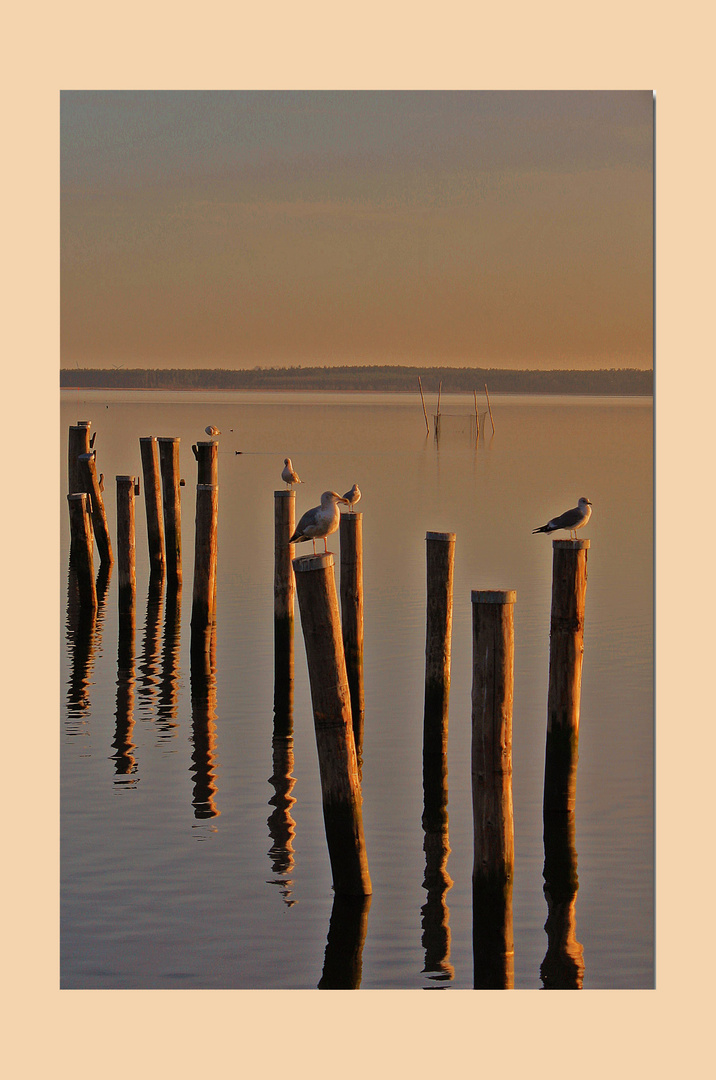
[136,575,164,722]
[541,748,585,988]
[421,748,454,985]
[156,585,182,740]
[189,624,221,827]
[318,893,372,989]
[65,561,112,732]
[111,608,138,783]
[267,605,297,905]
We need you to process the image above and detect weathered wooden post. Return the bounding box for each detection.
[543,539,589,818]
[540,538,588,989]
[158,436,182,588]
[423,532,455,800]
[339,511,365,771]
[192,440,218,486]
[191,483,218,654]
[293,551,371,897]
[67,493,96,611]
[274,490,295,733]
[115,475,137,616]
[139,437,166,579]
[78,452,114,567]
[471,588,516,990]
[68,421,91,494]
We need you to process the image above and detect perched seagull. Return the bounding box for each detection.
[205,425,221,438]
[533,497,593,540]
[281,457,303,488]
[289,491,348,553]
[341,483,361,513]
[98,473,105,493]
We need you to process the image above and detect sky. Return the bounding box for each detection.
[61,90,653,371]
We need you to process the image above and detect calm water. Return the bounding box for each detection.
[61,389,653,989]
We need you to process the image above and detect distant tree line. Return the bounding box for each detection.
[60,365,653,395]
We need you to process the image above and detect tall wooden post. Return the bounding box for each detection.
[339,511,364,771]
[158,437,182,588]
[193,440,218,486]
[471,588,516,990]
[78,451,114,567]
[139,437,166,579]
[116,475,137,615]
[274,490,295,732]
[293,551,371,897]
[544,539,589,818]
[423,532,455,793]
[541,538,588,988]
[67,493,96,610]
[191,483,218,652]
[68,421,91,494]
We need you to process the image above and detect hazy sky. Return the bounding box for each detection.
[61,90,653,370]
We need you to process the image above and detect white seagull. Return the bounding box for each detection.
[289,491,348,553]
[205,425,221,438]
[533,497,592,540]
[341,483,361,513]
[281,457,303,488]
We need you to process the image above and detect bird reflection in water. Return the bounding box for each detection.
[111,608,138,784]
[189,625,221,831]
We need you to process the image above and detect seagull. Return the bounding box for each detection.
[341,483,361,512]
[289,491,349,554]
[533,497,593,540]
[281,457,303,488]
[205,425,221,438]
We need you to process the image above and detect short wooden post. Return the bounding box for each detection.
[339,511,365,771]
[544,539,589,819]
[116,475,137,615]
[68,421,91,494]
[423,532,455,789]
[191,483,218,651]
[193,440,218,486]
[471,588,516,990]
[158,437,182,587]
[67,493,96,610]
[293,551,371,896]
[78,452,114,567]
[274,490,296,732]
[139,437,166,579]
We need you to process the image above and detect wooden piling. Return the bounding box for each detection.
[418,376,430,435]
[339,511,364,770]
[473,389,480,439]
[543,539,589,819]
[78,452,114,567]
[274,490,296,731]
[68,421,91,494]
[484,383,495,434]
[193,440,219,486]
[423,532,455,780]
[158,437,182,587]
[471,588,516,990]
[293,551,371,896]
[116,475,137,615]
[139,437,166,579]
[191,483,219,650]
[67,493,96,610]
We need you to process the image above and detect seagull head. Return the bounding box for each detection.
[578,497,592,508]
[321,490,348,506]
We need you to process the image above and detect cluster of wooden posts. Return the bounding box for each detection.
[274,493,589,989]
[68,419,588,989]
[67,422,219,659]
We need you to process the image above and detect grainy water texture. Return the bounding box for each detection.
[61,390,653,989]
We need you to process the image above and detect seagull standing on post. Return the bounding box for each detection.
[341,484,361,513]
[205,425,221,438]
[532,497,592,540]
[289,491,348,554]
[281,458,303,489]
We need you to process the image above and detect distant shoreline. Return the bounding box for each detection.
[60,365,653,396]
